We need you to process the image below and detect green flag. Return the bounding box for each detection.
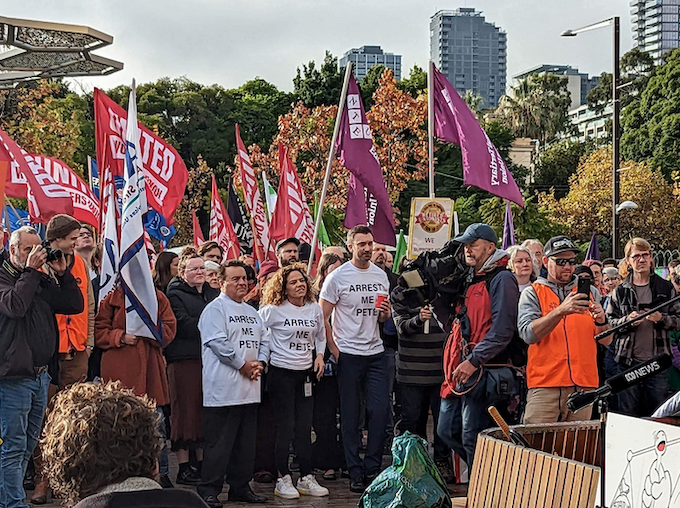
[393,229,407,273]
[313,194,331,247]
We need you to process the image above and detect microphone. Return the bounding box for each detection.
[567,354,672,412]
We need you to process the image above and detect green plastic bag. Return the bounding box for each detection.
[359,432,452,508]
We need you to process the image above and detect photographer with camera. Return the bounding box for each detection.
[0,225,84,508]
[517,236,611,424]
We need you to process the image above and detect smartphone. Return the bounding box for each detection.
[577,277,591,296]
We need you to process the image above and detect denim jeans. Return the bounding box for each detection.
[336,351,390,480]
[155,407,170,477]
[615,360,671,417]
[436,375,490,469]
[0,372,50,508]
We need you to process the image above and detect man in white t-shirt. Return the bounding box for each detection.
[198,260,269,507]
[319,225,391,493]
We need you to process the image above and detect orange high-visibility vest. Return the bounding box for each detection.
[527,283,599,389]
[57,254,89,353]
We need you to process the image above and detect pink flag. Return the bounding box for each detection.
[336,75,396,246]
[269,143,321,260]
[235,124,275,263]
[432,64,524,207]
[209,174,239,261]
[0,129,74,223]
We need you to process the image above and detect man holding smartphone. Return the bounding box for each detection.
[517,236,611,423]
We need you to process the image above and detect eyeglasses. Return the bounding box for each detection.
[552,257,578,267]
[630,252,651,262]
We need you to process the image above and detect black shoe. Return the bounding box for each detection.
[349,477,366,493]
[158,475,174,489]
[229,489,267,503]
[435,461,455,484]
[202,495,223,508]
[176,466,201,485]
[365,473,378,486]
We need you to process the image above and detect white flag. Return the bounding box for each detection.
[119,80,163,343]
[261,171,277,222]
[98,165,119,306]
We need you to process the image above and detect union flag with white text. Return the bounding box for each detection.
[209,174,239,261]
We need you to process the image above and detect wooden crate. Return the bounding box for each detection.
[459,421,600,508]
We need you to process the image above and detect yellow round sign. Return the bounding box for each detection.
[415,201,450,234]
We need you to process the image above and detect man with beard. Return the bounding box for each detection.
[276,238,299,268]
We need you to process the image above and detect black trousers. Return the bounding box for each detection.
[397,383,450,463]
[267,366,314,477]
[312,375,344,470]
[198,404,257,498]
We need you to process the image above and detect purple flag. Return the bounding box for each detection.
[502,201,515,250]
[432,64,524,207]
[585,233,601,261]
[337,74,396,246]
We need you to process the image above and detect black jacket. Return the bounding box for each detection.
[0,259,85,380]
[165,276,219,363]
[74,489,208,508]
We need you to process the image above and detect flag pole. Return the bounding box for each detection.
[307,61,353,274]
[427,60,435,199]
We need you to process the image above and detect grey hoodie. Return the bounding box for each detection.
[518,276,601,345]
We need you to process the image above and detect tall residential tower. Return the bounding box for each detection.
[631,0,680,65]
[430,8,507,108]
[339,46,402,81]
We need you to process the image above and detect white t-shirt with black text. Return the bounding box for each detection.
[199,293,267,407]
[319,261,388,356]
[259,301,326,370]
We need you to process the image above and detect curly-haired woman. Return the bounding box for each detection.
[259,263,329,499]
[41,381,207,508]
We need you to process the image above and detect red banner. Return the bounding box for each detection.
[94,88,188,224]
[31,155,100,229]
[0,129,74,223]
[192,209,205,248]
[209,175,239,261]
[235,124,275,262]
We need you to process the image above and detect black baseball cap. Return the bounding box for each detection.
[544,235,578,257]
[454,223,498,245]
[275,237,300,252]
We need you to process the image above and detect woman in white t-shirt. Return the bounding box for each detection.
[259,263,330,500]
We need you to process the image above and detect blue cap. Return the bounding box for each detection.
[454,223,498,245]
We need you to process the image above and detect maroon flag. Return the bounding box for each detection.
[192,209,205,248]
[209,174,239,261]
[336,75,396,246]
[0,129,74,223]
[432,64,524,207]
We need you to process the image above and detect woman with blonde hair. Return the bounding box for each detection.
[313,252,343,295]
[259,263,329,499]
[507,245,535,292]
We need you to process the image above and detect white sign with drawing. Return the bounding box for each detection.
[606,413,680,508]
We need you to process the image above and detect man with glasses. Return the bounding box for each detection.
[518,236,611,423]
[606,238,680,417]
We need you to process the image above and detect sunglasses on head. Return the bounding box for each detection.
[552,257,578,267]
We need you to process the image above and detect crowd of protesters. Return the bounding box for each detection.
[2,214,680,508]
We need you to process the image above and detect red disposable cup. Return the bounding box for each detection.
[375,291,388,309]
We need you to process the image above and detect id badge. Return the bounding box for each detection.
[304,380,313,398]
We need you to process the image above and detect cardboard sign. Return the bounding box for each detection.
[407,197,453,259]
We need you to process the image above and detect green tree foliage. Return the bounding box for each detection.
[293,51,343,108]
[496,74,573,145]
[479,195,564,244]
[620,48,680,179]
[398,65,427,98]
[359,65,387,108]
[532,138,599,198]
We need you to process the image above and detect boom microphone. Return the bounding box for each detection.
[567,354,672,412]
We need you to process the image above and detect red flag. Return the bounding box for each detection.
[235,124,274,263]
[0,128,74,223]
[31,155,100,229]
[209,175,239,261]
[94,88,188,223]
[192,209,205,248]
[270,143,320,259]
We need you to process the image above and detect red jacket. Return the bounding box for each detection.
[95,286,176,405]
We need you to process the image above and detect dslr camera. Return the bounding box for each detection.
[41,241,64,262]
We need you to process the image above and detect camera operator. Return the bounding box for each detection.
[0,225,84,508]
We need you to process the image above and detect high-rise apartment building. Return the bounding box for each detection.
[339,46,402,81]
[513,64,599,110]
[631,0,680,65]
[430,8,507,108]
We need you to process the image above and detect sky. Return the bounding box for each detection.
[4,0,634,94]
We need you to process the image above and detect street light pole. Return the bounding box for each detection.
[612,16,621,259]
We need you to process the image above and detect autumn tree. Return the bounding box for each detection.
[540,147,680,252]
[172,156,213,246]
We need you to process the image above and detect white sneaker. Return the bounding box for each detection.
[297,474,330,497]
[275,474,300,499]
